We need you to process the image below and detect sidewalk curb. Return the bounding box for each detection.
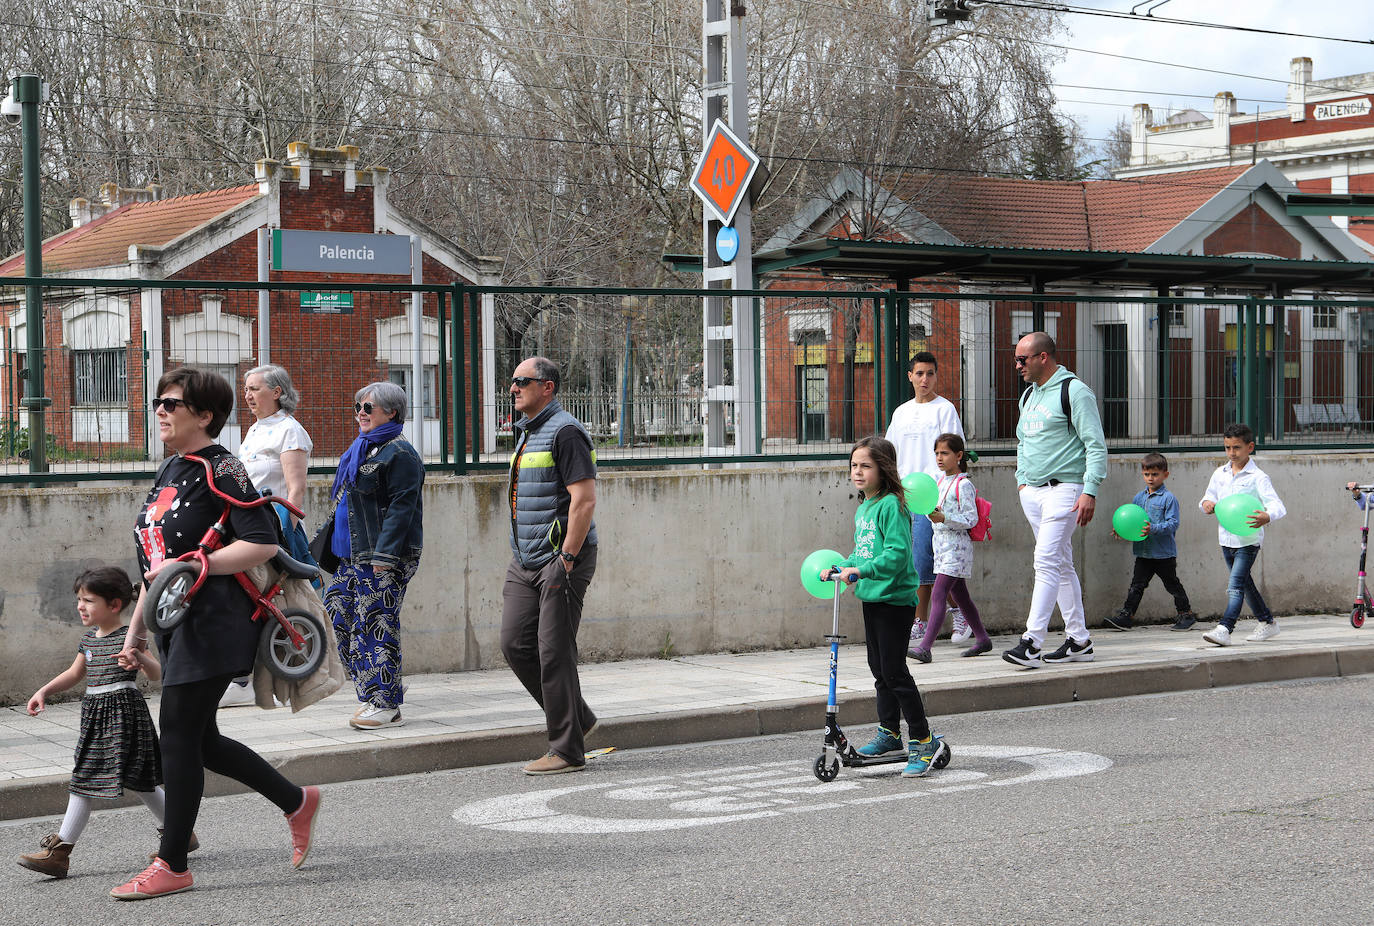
[2,644,1369,822]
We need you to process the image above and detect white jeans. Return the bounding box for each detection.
[1018,482,1089,648]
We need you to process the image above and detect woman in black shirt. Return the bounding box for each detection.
[113,368,322,900]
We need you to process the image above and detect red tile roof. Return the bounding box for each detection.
[888,166,1249,252]
[0,185,261,276]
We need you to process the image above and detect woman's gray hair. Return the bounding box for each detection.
[356,381,408,424]
[246,364,301,413]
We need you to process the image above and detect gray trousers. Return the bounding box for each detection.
[500,545,598,763]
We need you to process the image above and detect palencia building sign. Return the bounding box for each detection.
[271,229,412,274]
[1313,97,1372,121]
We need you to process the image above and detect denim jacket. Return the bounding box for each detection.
[341,438,424,569]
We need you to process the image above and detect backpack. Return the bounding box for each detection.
[949,475,993,542]
[1020,376,1076,439]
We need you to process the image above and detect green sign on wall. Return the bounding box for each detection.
[300,292,355,314]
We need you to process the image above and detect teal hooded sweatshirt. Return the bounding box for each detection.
[1014,366,1108,497]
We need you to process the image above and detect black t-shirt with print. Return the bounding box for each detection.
[133,446,278,685]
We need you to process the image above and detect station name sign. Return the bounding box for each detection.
[271,229,412,275]
[1313,98,1372,121]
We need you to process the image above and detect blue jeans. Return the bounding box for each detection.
[910,514,934,585]
[1220,545,1271,630]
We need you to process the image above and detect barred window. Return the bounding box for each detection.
[388,365,437,418]
[73,349,127,405]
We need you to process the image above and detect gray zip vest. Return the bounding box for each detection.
[509,400,598,568]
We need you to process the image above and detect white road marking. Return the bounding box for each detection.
[452,745,1113,834]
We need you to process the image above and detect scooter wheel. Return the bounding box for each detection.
[934,743,952,770]
[145,561,202,632]
[1353,605,1367,630]
[259,608,327,681]
[813,753,840,782]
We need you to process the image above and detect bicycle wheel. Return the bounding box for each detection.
[258,608,327,681]
[145,561,202,632]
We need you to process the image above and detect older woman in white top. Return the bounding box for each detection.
[221,364,316,707]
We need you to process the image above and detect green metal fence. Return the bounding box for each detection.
[1,274,1372,484]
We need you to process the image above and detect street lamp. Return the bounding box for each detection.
[3,74,50,474]
[618,295,640,447]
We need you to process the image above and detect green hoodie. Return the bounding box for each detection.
[1014,366,1108,496]
[840,492,920,604]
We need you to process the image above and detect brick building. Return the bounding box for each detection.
[757,163,1374,443]
[0,144,501,461]
[1119,57,1374,253]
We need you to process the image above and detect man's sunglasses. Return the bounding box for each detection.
[1014,353,1044,366]
[150,397,189,413]
[510,376,547,388]
[354,402,376,414]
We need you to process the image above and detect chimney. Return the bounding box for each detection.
[1289,57,1313,122]
[69,183,161,227]
[1131,103,1153,164]
[284,142,362,191]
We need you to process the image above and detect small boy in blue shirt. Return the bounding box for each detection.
[1105,452,1197,632]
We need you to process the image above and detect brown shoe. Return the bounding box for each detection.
[18,834,73,878]
[523,751,586,776]
[149,828,200,861]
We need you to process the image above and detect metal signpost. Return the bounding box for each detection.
[694,1,760,457]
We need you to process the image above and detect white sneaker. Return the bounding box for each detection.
[950,609,972,644]
[910,620,926,646]
[350,705,404,730]
[1202,624,1233,647]
[1247,621,1280,642]
[218,680,256,709]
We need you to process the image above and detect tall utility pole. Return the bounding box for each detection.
[9,74,49,474]
[701,0,758,457]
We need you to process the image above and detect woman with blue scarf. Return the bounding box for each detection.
[313,382,424,730]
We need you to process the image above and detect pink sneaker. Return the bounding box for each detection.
[286,785,322,869]
[109,857,193,900]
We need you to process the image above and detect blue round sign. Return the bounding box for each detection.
[715,226,740,263]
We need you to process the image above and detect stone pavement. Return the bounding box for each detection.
[3,614,1372,819]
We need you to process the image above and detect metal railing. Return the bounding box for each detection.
[1,275,1372,483]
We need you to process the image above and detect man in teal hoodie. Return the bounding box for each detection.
[1003,332,1108,669]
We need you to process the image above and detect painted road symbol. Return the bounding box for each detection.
[453,745,1112,834]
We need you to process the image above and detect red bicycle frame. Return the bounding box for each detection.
[160,452,309,651]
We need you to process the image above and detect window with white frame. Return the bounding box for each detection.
[907,302,932,340]
[1312,304,1338,330]
[388,365,437,418]
[1009,310,1058,344]
[72,349,127,405]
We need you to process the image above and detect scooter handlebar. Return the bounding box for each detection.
[822,569,858,584]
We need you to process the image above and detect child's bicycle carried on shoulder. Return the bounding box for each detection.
[141,452,327,681]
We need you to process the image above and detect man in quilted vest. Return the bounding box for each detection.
[500,356,601,775]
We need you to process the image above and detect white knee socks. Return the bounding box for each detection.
[56,786,167,844]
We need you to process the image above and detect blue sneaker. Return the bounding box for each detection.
[856,726,904,758]
[901,734,948,778]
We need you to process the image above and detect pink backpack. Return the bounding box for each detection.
[950,475,993,542]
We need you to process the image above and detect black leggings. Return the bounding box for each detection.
[158,674,303,871]
[862,601,931,741]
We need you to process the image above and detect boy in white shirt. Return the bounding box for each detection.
[885,351,964,654]
[1199,423,1287,646]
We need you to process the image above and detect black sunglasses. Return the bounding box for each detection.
[1014,353,1043,366]
[354,402,376,414]
[150,397,189,413]
[511,376,547,388]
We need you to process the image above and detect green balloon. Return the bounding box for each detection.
[800,548,848,599]
[1112,503,1150,541]
[1216,493,1263,537]
[901,472,939,515]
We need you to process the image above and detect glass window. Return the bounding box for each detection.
[1312,305,1338,329]
[72,349,127,405]
[388,365,437,418]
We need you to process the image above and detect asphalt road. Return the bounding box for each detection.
[4,676,1373,925]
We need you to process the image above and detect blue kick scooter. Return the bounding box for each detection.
[812,569,952,782]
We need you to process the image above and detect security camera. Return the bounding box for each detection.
[0,93,20,126]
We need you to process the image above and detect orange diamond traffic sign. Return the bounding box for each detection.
[691,120,761,225]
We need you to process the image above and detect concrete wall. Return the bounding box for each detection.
[2,449,1370,704]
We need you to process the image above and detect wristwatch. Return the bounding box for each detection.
[559,551,577,565]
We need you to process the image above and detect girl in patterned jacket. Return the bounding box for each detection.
[908,433,992,662]
[17,566,183,880]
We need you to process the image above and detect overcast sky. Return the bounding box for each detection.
[1049,0,1374,152]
